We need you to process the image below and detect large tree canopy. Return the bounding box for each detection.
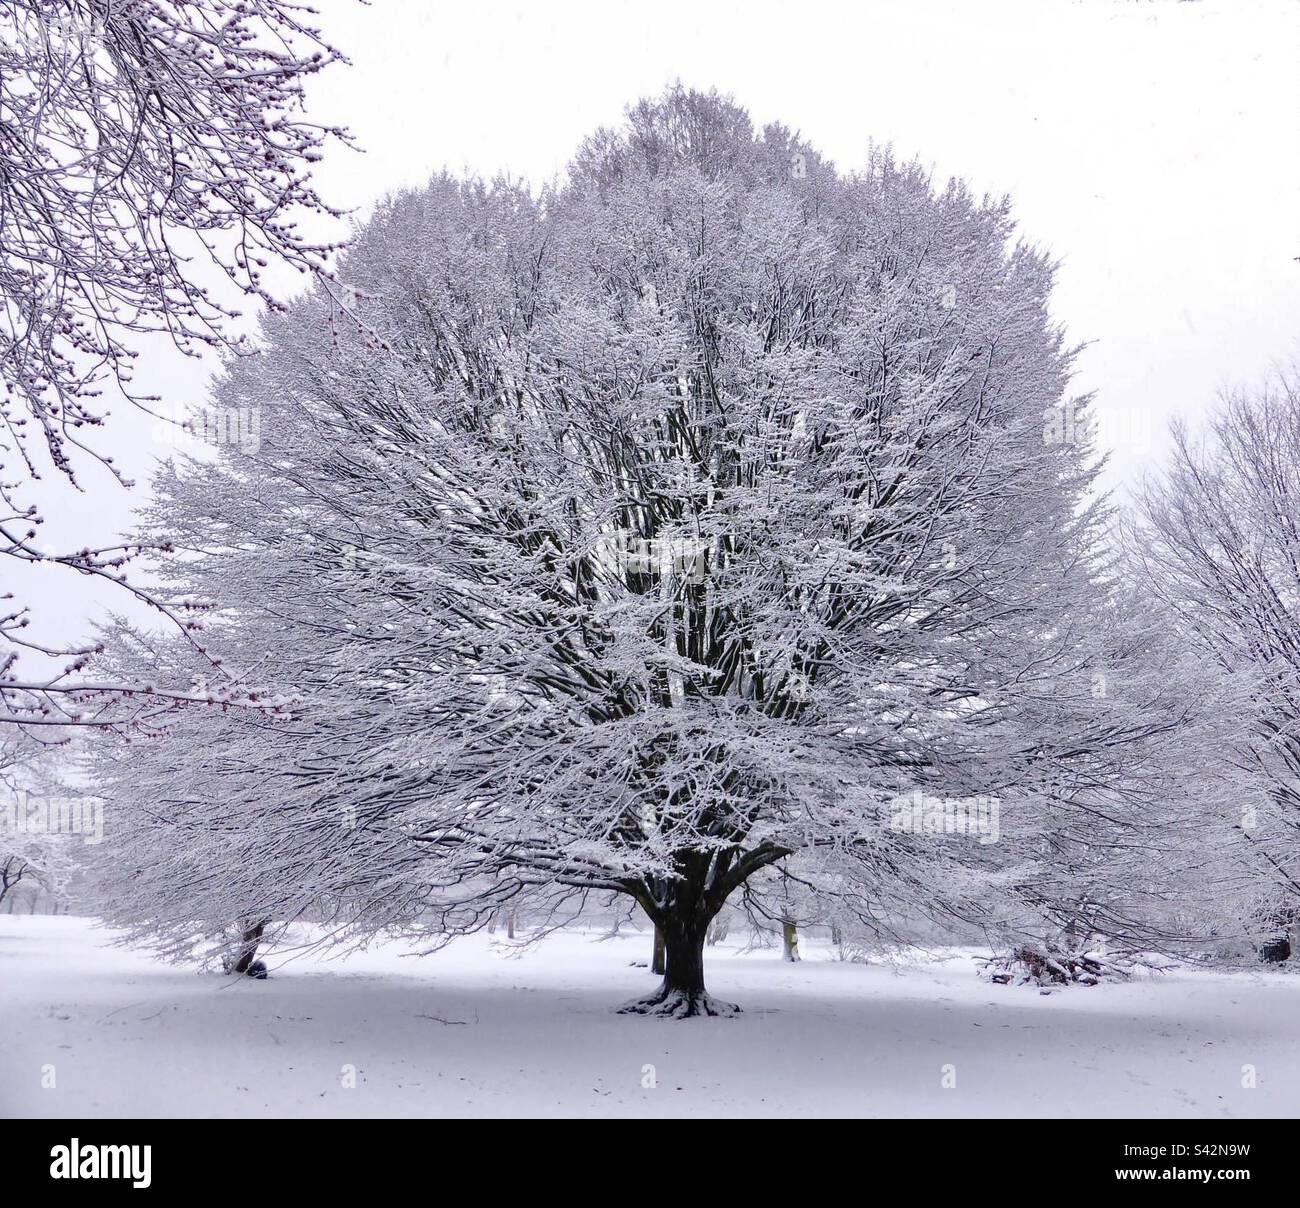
[92,89,1204,1014]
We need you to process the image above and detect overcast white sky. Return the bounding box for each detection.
[17,0,1300,653]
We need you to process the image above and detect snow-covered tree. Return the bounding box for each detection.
[0,735,86,910]
[1,0,354,734]
[84,619,424,970]
[1130,365,1300,958]
[95,88,1202,1014]
[1,738,43,904]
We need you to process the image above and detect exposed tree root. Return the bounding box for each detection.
[617,986,742,1018]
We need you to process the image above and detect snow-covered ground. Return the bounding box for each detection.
[2,915,1298,1118]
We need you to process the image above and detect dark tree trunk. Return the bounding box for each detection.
[620,899,739,1018]
[662,918,707,995]
[651,925,666,975]
[228,919,266,976]
[617,842,788,1017]
[1258,907,1295,963]
[1259,934,1291,963]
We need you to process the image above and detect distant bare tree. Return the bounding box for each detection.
[1131,365,1300,954]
